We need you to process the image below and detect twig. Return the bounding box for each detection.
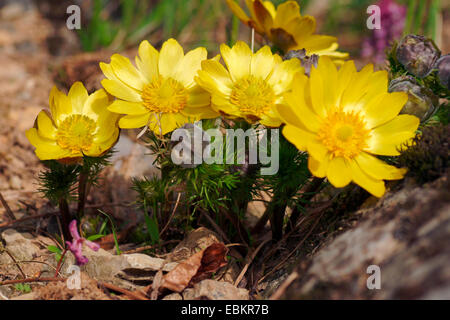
[257,211,325,284]
[54,248,68,278]
[3,249,26,279]
[269,271,299,300]
[159,192,181,238]
[120,240,181,254]
[0,277,65,286]
[0,192,16,221]
[199,210,231,244]
[99,282,149,300]
[0,212,57,229]
[234,238,271,287]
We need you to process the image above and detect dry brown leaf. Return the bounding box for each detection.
[161,243,228,293]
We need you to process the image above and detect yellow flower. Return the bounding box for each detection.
[226,0,348,62]
[100,39,218,135]
[277,57,420,197]
[26,82,119,161]
[196,41,302,126]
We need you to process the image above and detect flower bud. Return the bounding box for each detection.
[284,49,319,77]
[389,76,438,122]
[396,35,441,78]
[435,54,450,90]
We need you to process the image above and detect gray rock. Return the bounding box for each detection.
[162,293,183,300]
[183,280,249,300]
[279,175,450,299]
[0,229,40,261]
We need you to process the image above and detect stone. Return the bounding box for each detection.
[162,293,183,300]
[0,229,40,261]
[183,279,249,300]
[170,227,221,262]
[279,174,450,299]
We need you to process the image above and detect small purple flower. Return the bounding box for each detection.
[362,0,407,63]
[66,220,100,266]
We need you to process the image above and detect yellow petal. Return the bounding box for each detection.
[288,16,316,42]
[283,91,320,132]
[341,63,373,113]
[188,86,211,108]
[68,82,89,113]
[317,56,338,111]
[82,88,112,120]
[308,155,329,178]
[356,152,407,181]
[226,0,251,24]
[307,139,328,162]
[336,60,356,104]
[173,47,207,88]
[118,113,150,129]
[251,46,275,80]
[49,86,72,125]
[348,159,386,197]
[136,40,159,82]
[99,62,118,81]
[309,66,326,117]
[37,110,57,140]
[274,1,300,28]
[110,54,146,91]
[364,92,408,129]
[220,42,252,81]
[101,79,142,102]
[267,58,302,95]
[253,0,274,34]
[196,60,233,98]
[299,35,337,54]
[282,124,314,150]
[26,128,69,160]
[366,114,419,156]
[327,157,351,188]
[357,70,388,107]
[158,38,184,79]
[108,100,148,115]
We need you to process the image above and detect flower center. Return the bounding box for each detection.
[141,77,188,113]
[230,76,276,118]
[56,115,97,154]
[317,110,371,159]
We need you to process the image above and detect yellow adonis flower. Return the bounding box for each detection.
[26,82,119,161]
[226,0,348,61]
[100,38,218,135]
[277,57,420,197]
[196,41,302,127]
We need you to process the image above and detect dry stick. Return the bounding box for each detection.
[260,201,332,263]
[3,249,26,279]
[0,212,57,229]
[269,271,299,300]
[53,248,68,278]
[99,282,149,300]
[234,238,271,287]
[199,209,232,244]
[0,192,16,221]
[286,177,325,233]
[0,277,65,286]
[159,192,182,238]
[257,211,325,285]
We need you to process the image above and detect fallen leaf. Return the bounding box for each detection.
[161,243,228,293]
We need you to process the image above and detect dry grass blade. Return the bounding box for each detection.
[0,192,16,221]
